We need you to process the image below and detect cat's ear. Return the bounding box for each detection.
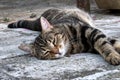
[40,16,53,32]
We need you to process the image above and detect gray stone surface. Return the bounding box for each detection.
[0,0,120,80]
[0,11,120,80]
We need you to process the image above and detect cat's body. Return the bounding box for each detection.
[8,8,120,65]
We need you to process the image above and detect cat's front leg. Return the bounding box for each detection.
[8,19,41,31]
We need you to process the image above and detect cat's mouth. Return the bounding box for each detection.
[55,52,65,58]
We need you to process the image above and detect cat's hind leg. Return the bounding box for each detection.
[87,28,120,65]
[108,38,120,53]
[94,40,120,65]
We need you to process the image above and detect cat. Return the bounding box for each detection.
[8,8,120,65]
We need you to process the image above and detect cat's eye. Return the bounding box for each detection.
[53,37,56,45]
[53,37,55,43]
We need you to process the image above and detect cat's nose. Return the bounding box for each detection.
[52,48,61,55]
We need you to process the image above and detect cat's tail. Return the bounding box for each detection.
[8,18,41,31]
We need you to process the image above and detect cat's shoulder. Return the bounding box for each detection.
[42,8,95,28]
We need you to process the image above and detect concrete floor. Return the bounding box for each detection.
[0,0,120,80]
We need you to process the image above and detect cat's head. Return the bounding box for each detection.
[21,17,70,60]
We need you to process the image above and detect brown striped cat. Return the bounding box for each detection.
[8,8,120,65]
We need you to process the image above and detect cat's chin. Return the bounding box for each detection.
[55,54,65,58]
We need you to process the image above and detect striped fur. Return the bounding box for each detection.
[8,8,120,65]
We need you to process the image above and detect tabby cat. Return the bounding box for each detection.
[8,8,120,65]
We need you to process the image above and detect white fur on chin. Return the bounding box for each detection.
[55,41,69,58]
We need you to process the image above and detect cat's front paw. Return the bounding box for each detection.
[106,52,120,65]
[8,23,15,28]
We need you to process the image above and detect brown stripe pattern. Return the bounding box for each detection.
[8,8,120,65]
